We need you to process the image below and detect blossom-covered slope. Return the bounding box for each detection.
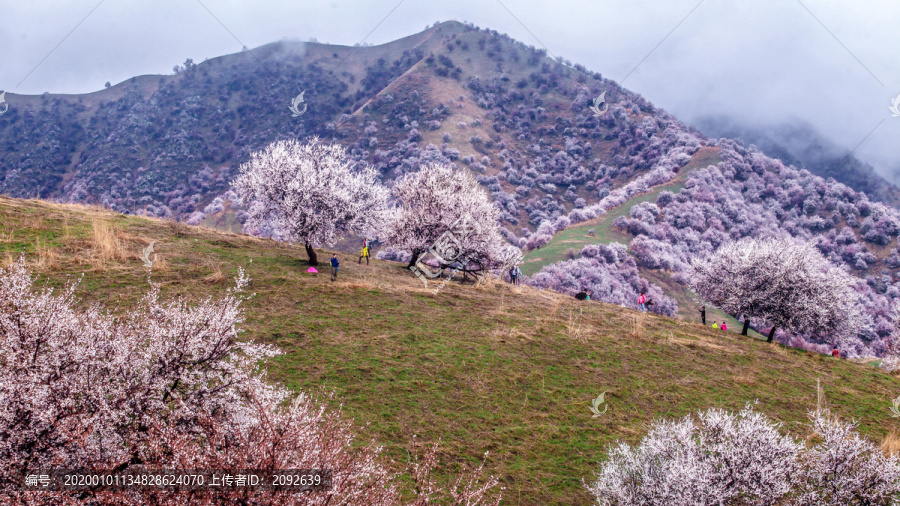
[0,20,818,238]
[528,137,900,357]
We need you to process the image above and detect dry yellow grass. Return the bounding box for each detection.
[883,431,900,456]
[733,368,760,386]
[547,298,563,320]
[669,334,743,354]
[566,308,585,342]
[153,254,169,272]
[32,237,58,270]
[473,273,503,290]
[768,341,790,357]
[339,280,378,291]
[202,264,227,284]
[167,220,190,238]
[91,218,127,263]
[630,313,646,339]
[26,216,47,232]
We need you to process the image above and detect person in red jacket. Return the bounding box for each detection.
[638,292,647,313]
[832,346,840,358]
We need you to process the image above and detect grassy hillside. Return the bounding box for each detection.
[3,195,899,504]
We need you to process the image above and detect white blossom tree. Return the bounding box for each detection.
[232,138,388,265]
[383,163,521,276]
[0,259,500,505]
[690,237,867,342]
[586,403,800,505]
[586,405,900,505]
[793,411,900,505]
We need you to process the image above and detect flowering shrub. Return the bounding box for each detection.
[587,405,900,505]
[0,260,500,505]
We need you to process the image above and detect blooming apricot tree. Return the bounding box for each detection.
[690,237,867,342]
[232,138,388,265]
[384,163,521,275]
[587,405,900,505]
[0,260,500,505]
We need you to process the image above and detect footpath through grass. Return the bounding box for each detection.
[2,195,898,505]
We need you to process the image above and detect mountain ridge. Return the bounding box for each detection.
[3,21,900,357]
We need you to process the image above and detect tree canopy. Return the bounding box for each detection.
[233,138,388,265]
[690,237,867,342]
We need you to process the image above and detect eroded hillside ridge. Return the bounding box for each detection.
[0,21,703,236]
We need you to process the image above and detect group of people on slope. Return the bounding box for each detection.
[698,305,843,358]
[329,238,373,282]
[572,290,654,309]
[637,292,654,312]
[508,265,523,285]
[698,306,726,330]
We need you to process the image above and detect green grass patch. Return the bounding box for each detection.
[2,195,898,505]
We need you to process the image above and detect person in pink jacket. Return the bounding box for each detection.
[638,292,647,313]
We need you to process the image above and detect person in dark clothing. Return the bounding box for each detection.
[330,254,339,281]
[699,306,706,325]
[575,290,588,300]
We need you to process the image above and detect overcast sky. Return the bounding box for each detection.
[3,0,898,179]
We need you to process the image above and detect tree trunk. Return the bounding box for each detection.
[407,249,423,269]
[767,326,776,343]
[305,243,318,266]
[741,319,750,336]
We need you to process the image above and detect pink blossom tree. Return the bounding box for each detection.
[384,163,521,275]
[587,405,900,505]
[690,237,867,342]
[232,138,389,265]
[0,259,500,505]
[586,403,800,505]
[793,412,900,504]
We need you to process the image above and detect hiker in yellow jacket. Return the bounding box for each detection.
[358,245,370,265]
